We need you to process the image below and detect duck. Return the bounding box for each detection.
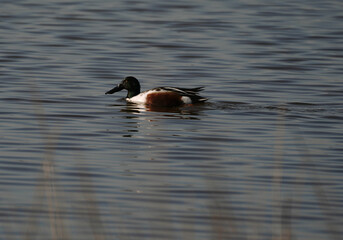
[105,76,207,107]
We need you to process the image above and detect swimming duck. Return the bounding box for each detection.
[106,76,207,107]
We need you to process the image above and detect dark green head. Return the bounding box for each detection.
[105,76,141,98]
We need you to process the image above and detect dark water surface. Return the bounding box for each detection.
[1,0,343,239]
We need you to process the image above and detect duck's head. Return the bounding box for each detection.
[106,76,141,98]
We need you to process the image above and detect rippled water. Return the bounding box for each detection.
[1,0,343,239]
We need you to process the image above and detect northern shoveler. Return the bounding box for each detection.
[106,76,207,107]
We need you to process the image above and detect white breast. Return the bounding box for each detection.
[126,89,167,104]
[126,92,148,104]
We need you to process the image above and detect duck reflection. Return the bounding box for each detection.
[110,102,207,138]
[120,102,206,119]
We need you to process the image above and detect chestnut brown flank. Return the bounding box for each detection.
[146,92,183,106]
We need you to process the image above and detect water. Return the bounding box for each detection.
[1,0,343,239]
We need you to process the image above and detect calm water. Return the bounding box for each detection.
[1,0,343,239]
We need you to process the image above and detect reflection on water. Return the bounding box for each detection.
[1,0,343,239]
[120,102,206,118]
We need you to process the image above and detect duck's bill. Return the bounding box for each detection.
[105,84,124,94]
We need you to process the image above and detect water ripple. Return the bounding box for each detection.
[1,0,343,239]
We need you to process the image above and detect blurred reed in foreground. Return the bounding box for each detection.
[1,84,339,240]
